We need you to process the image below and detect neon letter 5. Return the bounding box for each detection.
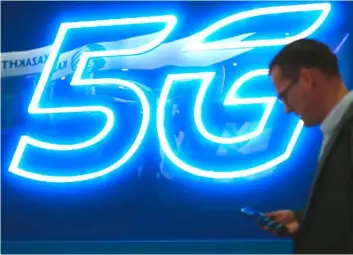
[9,16,177,183]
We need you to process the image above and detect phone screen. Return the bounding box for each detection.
[240,207,264,218]
[240,207,288,235]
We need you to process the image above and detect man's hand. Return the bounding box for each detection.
[260,210,300,237]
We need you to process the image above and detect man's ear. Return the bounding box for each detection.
[298,68,314,92]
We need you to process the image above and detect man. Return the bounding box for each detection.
[261,39,353,254]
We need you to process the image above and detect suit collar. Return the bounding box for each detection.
[320,91,353,136]
[317,101,353,175]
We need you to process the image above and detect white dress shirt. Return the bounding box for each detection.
[319,90,353,158]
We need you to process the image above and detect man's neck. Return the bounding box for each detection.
[321,84,349,121]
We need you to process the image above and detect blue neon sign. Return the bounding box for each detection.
[9,3,331,183]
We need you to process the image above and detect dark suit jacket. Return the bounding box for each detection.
[293,103,353,254]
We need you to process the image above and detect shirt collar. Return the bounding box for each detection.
[321,90,353,135]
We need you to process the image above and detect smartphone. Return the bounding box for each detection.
[240,207,288,235]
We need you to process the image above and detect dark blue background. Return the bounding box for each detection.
[1,1,353,253]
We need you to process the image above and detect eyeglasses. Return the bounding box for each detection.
[277,78,298,104]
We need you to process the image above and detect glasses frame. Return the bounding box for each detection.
[277,77,299,104]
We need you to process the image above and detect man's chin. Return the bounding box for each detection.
[301,117,317,127]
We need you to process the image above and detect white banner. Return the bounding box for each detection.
[1,32,253,80]
[1,3,335,81]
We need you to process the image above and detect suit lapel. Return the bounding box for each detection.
[303,103,353,218]
[313,125,342,182]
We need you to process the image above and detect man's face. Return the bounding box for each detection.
[270,66,320,127]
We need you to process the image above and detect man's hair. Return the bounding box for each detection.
[269,39,340,81]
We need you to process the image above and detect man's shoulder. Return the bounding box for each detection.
[343,114,353,171]
[341,110,353,158]
[343,107,353,131]
[346,99,353,116]
[347,116,353,146]
[341,101,353,129]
